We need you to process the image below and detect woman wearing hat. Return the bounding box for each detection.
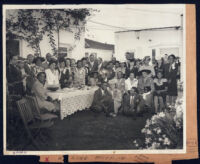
[138,69,155,110]
[45,60,60,87]
[139,56,155,77]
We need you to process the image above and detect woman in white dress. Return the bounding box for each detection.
[45,60,60,87]
[125,72,138,92]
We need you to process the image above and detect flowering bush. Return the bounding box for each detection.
[133,98,183,149]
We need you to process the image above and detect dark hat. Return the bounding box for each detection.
[33,57,45,63]
[168,54,176,59]
[58,57,66,64]
[139,69,151,75]
[143,56,151,62]
[49,59,57,66]
[128,86,139,94]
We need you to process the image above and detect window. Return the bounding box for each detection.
[58,47,68,58]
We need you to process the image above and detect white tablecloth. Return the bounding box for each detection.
[47,87,98,120]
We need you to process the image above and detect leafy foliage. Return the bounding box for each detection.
[133,97,183,149]
[6,9,95,56]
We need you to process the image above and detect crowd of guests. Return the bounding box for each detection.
[7,52,181,118]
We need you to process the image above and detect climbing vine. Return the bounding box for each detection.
[6,8,96,56]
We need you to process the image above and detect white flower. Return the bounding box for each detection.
[163,137,171,145]
[145,119,151,128]
[146,129,152,135]
[156,128,161,134]
[176,106,183,119]
[145,138,151,144]
[149,142,161,149]
[133,140,137,144]
[158,112,165,118]
[151,119,156,124]
[141,128,146,133]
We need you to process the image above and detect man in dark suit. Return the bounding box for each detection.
[91,81,114,117]
[122,87,145,118]
[42,53,53,69]
[24,54,36,94]
[88,53,99,74]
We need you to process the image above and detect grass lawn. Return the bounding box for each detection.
[7,109,153,151]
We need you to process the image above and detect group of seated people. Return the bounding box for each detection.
[7,52,181,117]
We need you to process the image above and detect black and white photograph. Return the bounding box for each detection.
[3,4,186,154]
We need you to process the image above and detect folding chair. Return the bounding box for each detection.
[16,98,54,149]
[25,95,58,121]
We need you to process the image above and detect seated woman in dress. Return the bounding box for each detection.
[91,81,114,117]
[45,60,60,87]
[125,72,138,92]
[58,58,73,89]
[73,60,86,88]
[122,87,145,118]
[154,71,168,113]
[138,69,155,111]
[88,72,99,86]
[32,72,59,112]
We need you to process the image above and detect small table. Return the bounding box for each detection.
[47,87,98,120]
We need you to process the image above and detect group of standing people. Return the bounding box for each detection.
[7,52,181,117]
[91,54,180,118]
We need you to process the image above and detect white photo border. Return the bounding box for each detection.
[3,4,187,155]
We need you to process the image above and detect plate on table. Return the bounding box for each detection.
[47,85,59,92]
[62,87,75,92]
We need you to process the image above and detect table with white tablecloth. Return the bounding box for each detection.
[47,87,98,120]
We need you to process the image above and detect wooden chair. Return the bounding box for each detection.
[16,98,54,149]
[25,95,58,121]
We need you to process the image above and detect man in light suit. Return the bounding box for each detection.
[32,72,59,112]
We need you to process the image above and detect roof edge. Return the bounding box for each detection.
[115,26,181,33]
